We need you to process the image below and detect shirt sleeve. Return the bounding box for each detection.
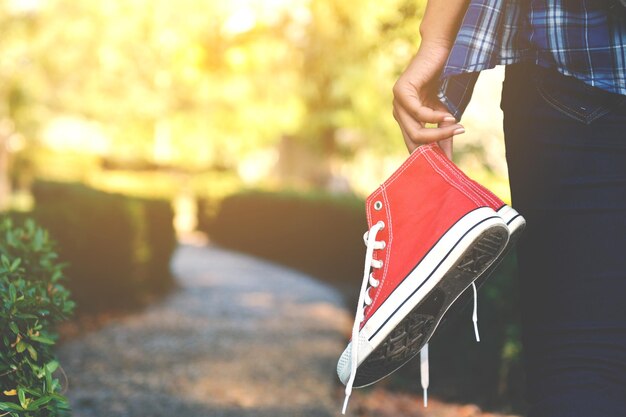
[435,0,520,121]
[437,71,481,122]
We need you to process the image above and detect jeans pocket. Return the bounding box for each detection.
[533,66,626,125]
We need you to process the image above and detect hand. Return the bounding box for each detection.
[392,41,464,158]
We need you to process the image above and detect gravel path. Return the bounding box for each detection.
[57,244,352,417]
[56,244,520,417]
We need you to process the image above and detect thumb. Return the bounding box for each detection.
[437,116,456,159]
[437,137,453,160]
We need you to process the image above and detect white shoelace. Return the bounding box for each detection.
[342,220,385,415]
[420,342,429,407]
[472,282,481,342]
[418,282,481,407]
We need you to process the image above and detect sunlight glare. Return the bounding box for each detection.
[6,0,42,14]
[222,7,256,36]
[221,0,310,36]
[41,116,110,155]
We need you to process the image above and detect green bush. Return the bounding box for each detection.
[200,190,367,287]
[31,181,176,313]
[201,189,525,414]
[0,218,75,417]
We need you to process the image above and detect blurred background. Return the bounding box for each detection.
[0,0,525,415]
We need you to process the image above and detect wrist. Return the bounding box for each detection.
[416,37,454,63]
[418,36,455,51]
[405,42,452,85]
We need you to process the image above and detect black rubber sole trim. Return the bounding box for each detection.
[352,225,508,387]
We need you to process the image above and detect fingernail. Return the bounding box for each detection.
[453,127,465,135]
[443,116,456,122]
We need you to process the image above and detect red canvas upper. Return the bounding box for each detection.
[361,144,505,324]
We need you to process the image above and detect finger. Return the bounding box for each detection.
[395,110,419,154]
[414,123,464,143]
[437,138,453,159]
[392,81,456,121]
[394,105,428,146]
[394,96,456,124]
[436,118,456,159]
[415,105,457,124]
[395,105,464,145]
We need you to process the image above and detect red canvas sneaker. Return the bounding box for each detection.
[337,144,512,413]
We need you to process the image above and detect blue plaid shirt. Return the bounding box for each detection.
[438,0,626,120]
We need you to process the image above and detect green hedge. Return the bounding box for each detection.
[199,190,368,287]
[30,181,177,312]
[0,218,74,417]
[199,190,525,414]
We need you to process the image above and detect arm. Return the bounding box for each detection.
[392,0,470,156]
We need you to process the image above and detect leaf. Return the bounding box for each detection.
[48,393,66,401]
[51,270,63,282]
[34,229,43,250]
[15,341,26,353]
[9,284,16,302]
[30,335,55,345]
[14,313,38,319]
[45,365,53,393]
[17,389,26,409]
[19,388,39,397]
[9,322,19,335]
[26,344,38,361]
[28,395,52,409]
[46,360,59,373]
[10,258,21,272]
[0,402,24,411]
[2,390,16,396]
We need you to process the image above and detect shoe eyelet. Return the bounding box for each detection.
[374,201,383,210]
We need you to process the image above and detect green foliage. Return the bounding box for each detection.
[200,189,367,286]
[0,218,74,417]
[31,181,177,312]
[202,190,525,414]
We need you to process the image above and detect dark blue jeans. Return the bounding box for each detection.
[501,62,626,417]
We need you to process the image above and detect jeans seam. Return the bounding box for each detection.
[535,83,585,123]
[534,78,613,125]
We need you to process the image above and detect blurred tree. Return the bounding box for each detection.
[295,0,424,156]
[0,0,427,183]
[269,0,426,186]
